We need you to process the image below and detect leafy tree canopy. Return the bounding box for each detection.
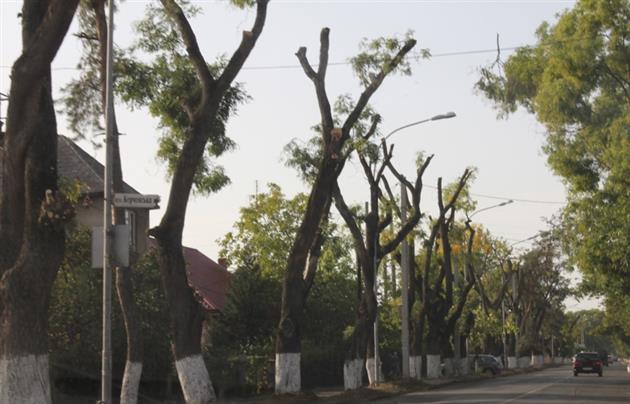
[476,0,630,293]
[218,183,354,280]
[63,1,250,195]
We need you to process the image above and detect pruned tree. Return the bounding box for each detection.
[332,141,432,388]
[0,1,79,402]
[276,29,417,393]
[419,172,474,378]
[110,1,270,402]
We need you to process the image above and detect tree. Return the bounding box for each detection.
[275,29,416,394]
[114,1,269,402]
[0,2,79,402]
[475,0,630,318]
[507,234,570,359]
[332,143,432,388]
[214,184,355,393]
[61,2,145,401]
[418,173,474,378]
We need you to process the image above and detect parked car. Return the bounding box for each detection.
[471,354,502,375]
[573,352,603,376]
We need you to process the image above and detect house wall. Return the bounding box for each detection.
[76,196,150,257]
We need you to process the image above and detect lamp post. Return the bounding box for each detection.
[375,111,456,382]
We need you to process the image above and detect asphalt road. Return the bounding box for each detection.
[385,362,630,403]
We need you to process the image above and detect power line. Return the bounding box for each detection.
[423,184,565,205]
[0,44,525,72]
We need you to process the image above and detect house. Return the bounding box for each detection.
[0,133,229,312]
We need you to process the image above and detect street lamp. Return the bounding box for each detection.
[377,111,456,382]
[467,200,514,221]
[382,112,456,142]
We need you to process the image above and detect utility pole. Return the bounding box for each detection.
[372,202,380,385]
[501,300,507,368]
[366,202,380,385]
[101,1,115,403]
[400,182,410,379]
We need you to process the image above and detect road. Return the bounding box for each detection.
[385,362,630,403]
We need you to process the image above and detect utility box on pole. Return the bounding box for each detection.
[91,225,131,268]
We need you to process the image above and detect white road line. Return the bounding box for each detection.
[499,374,572,404]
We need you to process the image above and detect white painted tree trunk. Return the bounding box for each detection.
[409,356,422,380]
[365,357,381,385]
[120,361,143,404]
[343,359,363,390]
[426,354,441,379]
[518,356,530,368]
[530,354,543,368]
[508,356,518,369]
[457,357,470,376]
[442,357,455,377]
[0,354,51,404]
[275,353,300,394]
[175,355,215,403]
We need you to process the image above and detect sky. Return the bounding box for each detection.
[0,0,597,309]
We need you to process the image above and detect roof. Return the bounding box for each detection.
[57,136,138,195]
[148,238,230,313]
[0,134,138,196]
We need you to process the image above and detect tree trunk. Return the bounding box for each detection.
[153,227,214,403]
[426,324,442,379]
[0,2,78,402]
[343,292,370,390]
[147,2,268,401]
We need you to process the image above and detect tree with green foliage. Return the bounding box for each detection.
[476,0,630,349]
[510,235,570,359]
[214,184,355,394]
[275,29,417,394]
[0,2,79,402]
[108,1,270,401]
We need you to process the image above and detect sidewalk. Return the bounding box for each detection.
[221,364,565,403]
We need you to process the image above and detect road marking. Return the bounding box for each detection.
[499,374,571,404]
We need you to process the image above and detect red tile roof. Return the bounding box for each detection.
[148,239,230,312]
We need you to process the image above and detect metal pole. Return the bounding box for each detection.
[370,201,380,385]
[400,182,410,379]
[101,1,115,403]
[501,300,507,368]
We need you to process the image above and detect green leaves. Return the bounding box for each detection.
[350,30,423,87]
[476,0,630,325]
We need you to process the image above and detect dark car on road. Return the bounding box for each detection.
[573,352,603,376]
[471,354,502,375]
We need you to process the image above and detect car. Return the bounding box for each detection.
[471,354,502,375]
[573,352,603,376]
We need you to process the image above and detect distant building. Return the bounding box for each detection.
[0,133,229,312]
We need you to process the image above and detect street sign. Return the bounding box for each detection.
[113,193,160,209]
[91,225,131,268]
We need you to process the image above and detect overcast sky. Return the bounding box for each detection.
[1,0,597,309]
